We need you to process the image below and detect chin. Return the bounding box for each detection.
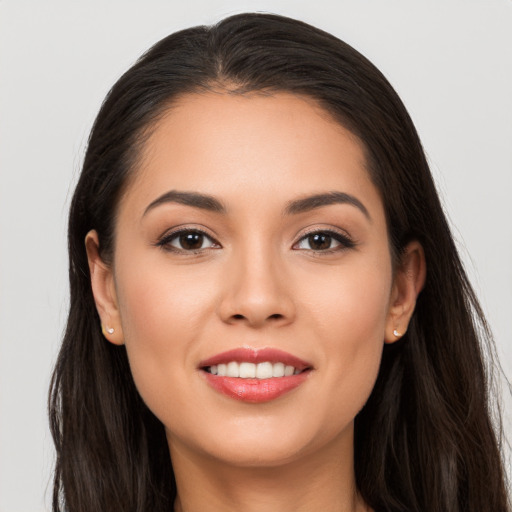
[166,412,354,470]
[217,437,311,467]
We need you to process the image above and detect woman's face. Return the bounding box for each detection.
[90,91,408,468]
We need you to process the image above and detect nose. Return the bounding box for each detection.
[217,245,296,329]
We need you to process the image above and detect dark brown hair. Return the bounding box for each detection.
[49,12,510,512]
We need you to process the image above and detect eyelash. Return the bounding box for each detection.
[155,228,219,254]
[155,227,356,255]
[296,228,356,253]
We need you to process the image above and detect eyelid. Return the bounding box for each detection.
[155,226,221,253]
[154,225,356,254]
[293,227,356,252]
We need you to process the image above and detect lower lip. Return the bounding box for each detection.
[203,371,311,403]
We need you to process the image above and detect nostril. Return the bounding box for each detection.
[230,313,283,322]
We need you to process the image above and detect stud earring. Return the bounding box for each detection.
[102,325,115,336]
[393,329,402,338]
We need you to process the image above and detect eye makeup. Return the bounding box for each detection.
[154,226,357,256]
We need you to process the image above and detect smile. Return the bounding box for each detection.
[199,348,312,403]
[205,361,302,378]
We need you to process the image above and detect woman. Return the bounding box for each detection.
[48,12,510,512]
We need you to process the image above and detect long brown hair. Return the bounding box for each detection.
[49,12,510,512]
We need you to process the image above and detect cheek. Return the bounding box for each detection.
[116,252,218,337]
[304,259,391,413]
[113,258,218,407]
[301,251,392,339]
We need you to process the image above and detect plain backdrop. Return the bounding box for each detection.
[1,1,511,510]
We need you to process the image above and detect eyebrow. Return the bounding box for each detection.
[284,191,370,220]
[143,189,370,220]
[144,190,227,216]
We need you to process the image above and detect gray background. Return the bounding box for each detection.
[1,1,511,510]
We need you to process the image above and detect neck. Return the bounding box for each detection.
[168,425,370,512]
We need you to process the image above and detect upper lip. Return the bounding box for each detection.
[199,347,312,371]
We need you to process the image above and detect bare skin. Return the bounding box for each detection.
[170,429,368,512]
[86,91,426,512]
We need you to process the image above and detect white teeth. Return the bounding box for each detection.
[239,362,256,378]
[255,362,273,379]
[272,362,285,377]
[208,361,302,379]
[284,365,295,376]
[226,361,239,377]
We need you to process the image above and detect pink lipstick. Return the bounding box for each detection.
[199,348,312,403]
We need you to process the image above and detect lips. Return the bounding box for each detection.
[199,348,313,403]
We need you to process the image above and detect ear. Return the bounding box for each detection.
[385,240,426,344]
[85,230,124,345]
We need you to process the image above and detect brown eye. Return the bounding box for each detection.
[178,232,205,250]
[157,229,218,252]
[294,230,355,252]
[306,233,333,250]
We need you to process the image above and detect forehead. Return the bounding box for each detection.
[119,91,382,220]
